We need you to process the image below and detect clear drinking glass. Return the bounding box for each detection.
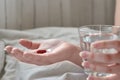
[78,25,119,77]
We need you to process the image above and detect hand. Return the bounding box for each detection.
[5,39,82,66]
[80,40,120,80]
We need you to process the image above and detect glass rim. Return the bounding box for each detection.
[78,25,120,28]
[78,25,120,36]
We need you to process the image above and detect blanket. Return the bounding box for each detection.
[0,27,87,80]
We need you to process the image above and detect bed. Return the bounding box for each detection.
[0,0,118,80]
[0,27,87,80]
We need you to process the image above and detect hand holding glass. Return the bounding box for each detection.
[78,25,119,77]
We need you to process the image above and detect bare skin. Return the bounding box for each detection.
[115,0,120,25]
[4,39,120,80]
[80,1,120,78]
[5,39,82,66]
[80,40,120,80]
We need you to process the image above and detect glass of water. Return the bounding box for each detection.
[78,25,119,77]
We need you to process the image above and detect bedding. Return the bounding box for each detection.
[0,27,87,80]
[0,40,5,76]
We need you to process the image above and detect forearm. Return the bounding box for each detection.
[115,0,120,25]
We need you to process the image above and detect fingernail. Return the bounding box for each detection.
[87,76,94,80]
[79,51,88,59]
[82,61,90,68]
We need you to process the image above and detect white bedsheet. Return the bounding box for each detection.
[0,27,87,80]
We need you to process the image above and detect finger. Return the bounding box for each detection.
[4,46,13,54]
[11,48,27,62]
[87,74,118,80]
[92,40,120,51]
[80,51,120,63]
[19,39,40,49]
[82,61,120,74]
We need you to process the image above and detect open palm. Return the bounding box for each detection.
[5,39,82,66]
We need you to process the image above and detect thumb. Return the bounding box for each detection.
[19,39,40,49]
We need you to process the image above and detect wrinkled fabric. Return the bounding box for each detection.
[0,27,87,80]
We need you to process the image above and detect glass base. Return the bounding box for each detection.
[84,69,112,77]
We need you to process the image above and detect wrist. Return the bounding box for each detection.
[69,46,82,67]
